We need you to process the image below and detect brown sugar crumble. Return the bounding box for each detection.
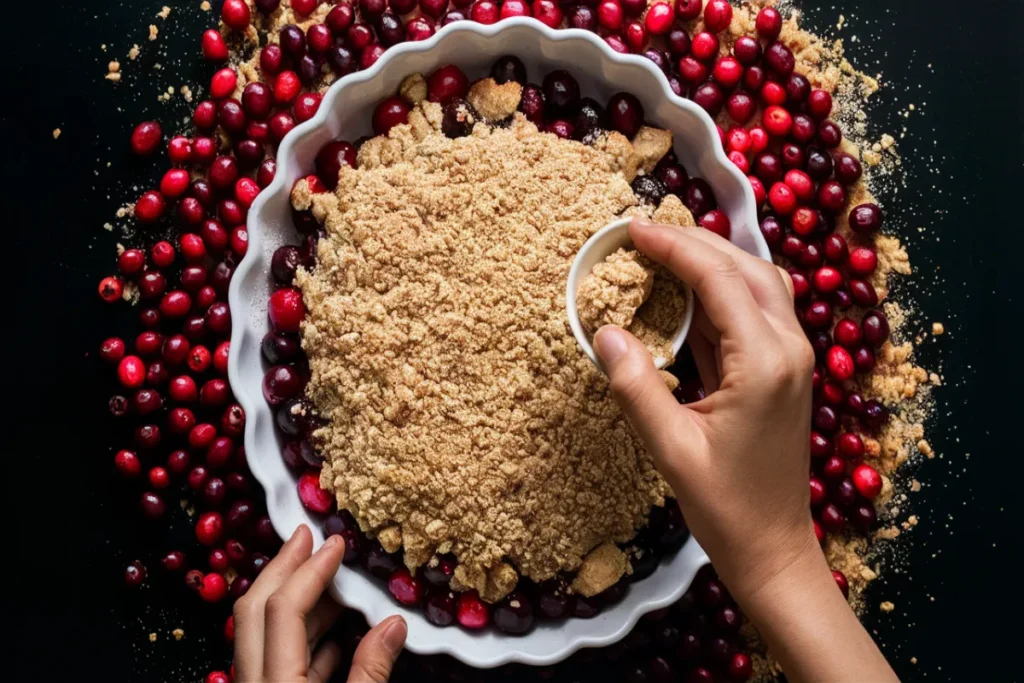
[297,98,682,602]
[576,247,688,363]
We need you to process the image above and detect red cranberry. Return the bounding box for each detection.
[420,0,449,18]
[315,140,357,190]
[853,345,875,372]
[456,591,490,629]
[760,81,786,106]
[817,180,846,212]
[263,365,305,407]
[140,491,166,519]
[387,567,425,606]
[98,276,123,303]
[131,121,163,156]
[124,560,147,587]
[820,454,845,482]
[198,572,228,602]
[852,463,883,500]
[836,432,864,460]
[135,190,166,224]
[470,0,499,22]
[100,338,127,364]
[832,570,849,598]
[196,512,224,546]
[372,96,410,136]
[825,345,854,381]
[768,182,796,216]
[699,210,731,239]
[743,64,766,92]
[810,430,833,458]
[725,91,755,124]
[268,287,305,333]
[297,472,333,514]
[221,0,251,29]
[678,56,706,83]
[755,6,782,37]
[596,0,623,29]
[848,247,877,276]
[809,476,828,506]
[114,450,142,478]
[169,375,198,402]
[201,377,231,408]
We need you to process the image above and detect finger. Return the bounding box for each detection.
[264,534,347,681]
[308,640,346,683]
[670,224,797,321]
[232,525,312,682]
[776,265,795,302]
[687,328,720,395]
[594,326,703,462]
[307,594,345,648]
[629,219,774,343]
[347,615,407,683]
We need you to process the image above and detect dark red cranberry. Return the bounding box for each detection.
[683,178,716,215]
[861,310,890,347]
[424,589,458,627]
[377,11,405,45]
[372,96,410,136]
[849,279,878,307]
[572,594,601,618]
[140,491,166,519]
[423,555,457,588]
[441,99,475,139]
[124,560,147,587]
[365,543,401,579]
[491,55,526,85]
[537,577,571,619]
[733,35,761,65]
[263,365,305,407]
[832,477,858,508]
[692,82,723,116]
[834,153,863,185]
[849,203,883,233]
[814,405,839,434]
[820,503,846,533]
[543,70,581,115]
[261,332,302,364]
[818,120,843,148]
[851,503,877,532]
[765,42,795,76]
[271,245,302,284]
[863,399,889,432]
[519,84,545,124]
[494,591,536,635]
[420,0,449,18]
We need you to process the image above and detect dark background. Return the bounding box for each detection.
[7,1,1022,680]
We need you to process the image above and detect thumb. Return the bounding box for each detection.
[594,325,694,459]
[346,615,407,683]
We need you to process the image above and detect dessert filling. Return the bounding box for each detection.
[293,86,693,602]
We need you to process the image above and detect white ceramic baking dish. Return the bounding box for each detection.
[228,16,766,669]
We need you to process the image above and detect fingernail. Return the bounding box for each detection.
[286,525,304,544]
[382,617,407,654]
[322,534,342,549]
[631,216,653,230]
[594,326,629,365]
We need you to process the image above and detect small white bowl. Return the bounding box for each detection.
[567,217,695,371]
[229,17,767,670]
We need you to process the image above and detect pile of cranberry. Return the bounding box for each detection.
[96,1,894,680]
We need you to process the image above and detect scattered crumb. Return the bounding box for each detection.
[52,128,61,140]
[129,44,141,60]
[172,628,184,641]
[103,223,114,232]
[200,0,212,10]
[181,85,194,102]
[157,6,171,19]
[910,657,918,665]
[880,601,895,613]
[148,633,158,643]
[149,25,159,41]
[931,322,945,335]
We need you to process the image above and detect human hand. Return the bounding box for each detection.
[593,218,817,602]
[594,219,897,683]
[233,524,407,683]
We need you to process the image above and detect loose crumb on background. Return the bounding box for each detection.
[52,128,61,140]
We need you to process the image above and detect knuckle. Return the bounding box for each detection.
[350,660,391,683]
[264,592,289,620]
[232,596,254,624]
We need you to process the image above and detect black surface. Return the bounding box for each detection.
[7,1,1022,681]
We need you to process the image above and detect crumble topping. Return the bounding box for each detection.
[298,103,680,601]
[576,247,688,362]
